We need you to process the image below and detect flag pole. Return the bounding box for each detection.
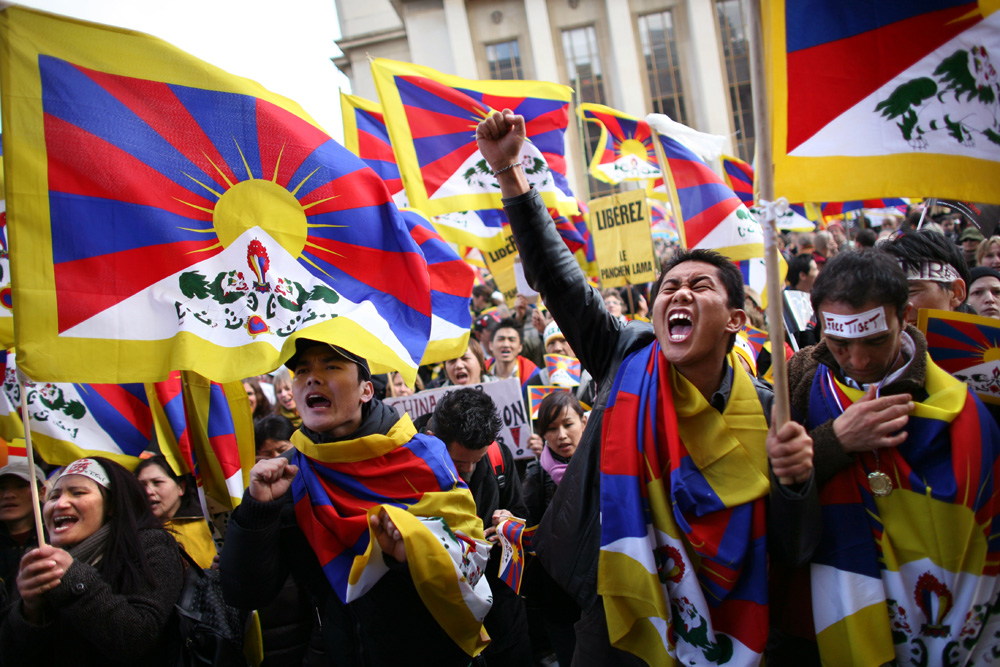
[747,0,793,484]
[16,369,46,546]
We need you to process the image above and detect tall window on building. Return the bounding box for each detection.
[715,0,755,162]
[561,25,612,197]
[486,40,523,80]
[638,10,687,125]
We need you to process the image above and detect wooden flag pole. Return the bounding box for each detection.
[747,0,793,484]
[16,369,46,546]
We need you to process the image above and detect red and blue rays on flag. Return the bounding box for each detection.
[398,208,474,364]
[497,518,536,594]
[527,385,570,419]
[340,92,406,204]
[577,103,661,183]
[14,44,431,384]
[721,155,755,206]
[655,133,761,259]
[371,58,577,218]
[742,325,771,359]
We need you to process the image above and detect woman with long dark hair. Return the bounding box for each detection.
[1,457,183,666]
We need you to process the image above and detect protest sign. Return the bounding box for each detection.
[482,227,519,307]
[589,189,656,287]
[384,377,532,458]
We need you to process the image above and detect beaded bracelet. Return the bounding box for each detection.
[491,162,522,177]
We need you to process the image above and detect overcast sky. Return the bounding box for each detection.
[10,0,351,141]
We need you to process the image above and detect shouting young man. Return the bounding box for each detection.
[477,110,819,666]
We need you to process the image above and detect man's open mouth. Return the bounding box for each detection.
[668,311,694,342]
[305,394,332,408]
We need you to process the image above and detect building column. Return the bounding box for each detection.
[524,0,559,82]
[684,0,734,153]
[443,0,478,79]
[604,0,645,118]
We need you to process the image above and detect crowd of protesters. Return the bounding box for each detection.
[1,110,999,667]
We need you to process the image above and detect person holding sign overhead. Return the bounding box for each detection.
[477,109,819,667]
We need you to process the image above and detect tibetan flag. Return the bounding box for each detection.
[652,127,786,306]
[527,385,571,420]
[180,372,254,509]
[820,199,908,216]
[147,371,196,481]
[742,324,771,359]
[0,139,11,348]
[0,8,432,385]
[398,208,474,365]
[340,92,407,207]
[370,58,578,217]
[721,154,755,205]
[918,308,1000,406]
[577,103,661,183]
[544,354,581,387]
[496,518,536,594]
[0,350,23,444]
[289,421,492,657]
[765,0,1000,204]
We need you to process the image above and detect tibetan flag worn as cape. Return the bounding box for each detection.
[340,92,407,207]
[398,208,473,365]
[290,415,492,657]
[0,7,432,385]
[764,0,1000,204]
[599,343,770,665]
[486,356,540,391]
[577,104,661,183]
[807,359,1000,665]
[370,58,578,217]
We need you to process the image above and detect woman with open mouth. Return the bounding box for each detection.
[442,338,495,386]
[272,367,302,428]
[135,455,217,569]
[1,457,183,665]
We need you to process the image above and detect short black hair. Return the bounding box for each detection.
[430,388,502,450]
[254,415,296,453]
[492,317,522,343]
[855,228,878,248]
[880,230,971,294]
[651,248,745,311]
[472,284,493,300]
[786,254,813,288]
[811,250,909,321]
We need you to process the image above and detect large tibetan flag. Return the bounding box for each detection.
[0,8,432,385]
[398,208,474,365]
[820,199,908,216]
[340,92,407,207]
[651,127,786,306]
[577,103,661,183]
[371,58,578,218]
[765,0,1000,204]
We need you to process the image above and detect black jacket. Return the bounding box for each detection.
[503,188,821,610]
[0,521,42,606]
[0,528,184,667]
[220,399,472,667]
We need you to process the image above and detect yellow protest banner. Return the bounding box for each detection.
[589,189,656,287]
[482,227,519,307]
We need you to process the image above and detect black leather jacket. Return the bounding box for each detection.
[503,188,820,610]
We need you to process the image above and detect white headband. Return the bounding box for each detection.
[60,458,110,489]
[823,306,889,339]
[902,260,962,283]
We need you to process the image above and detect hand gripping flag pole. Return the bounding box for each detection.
[748,0,792,485]
[16,368,46,546]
